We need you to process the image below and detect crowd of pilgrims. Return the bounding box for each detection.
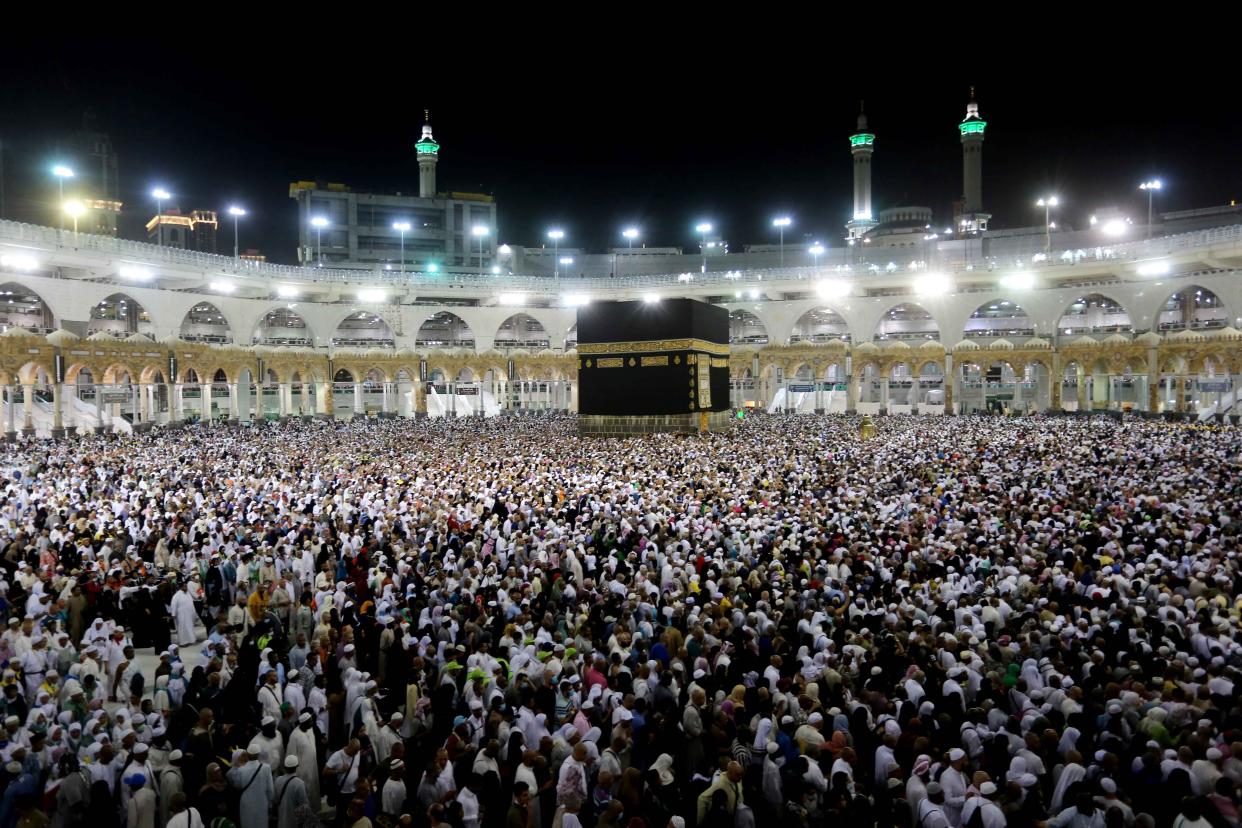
[0,412,1240,828]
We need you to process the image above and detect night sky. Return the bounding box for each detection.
[1,38,1239,266]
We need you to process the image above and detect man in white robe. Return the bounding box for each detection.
[170,584,198,647]
[287,713,321,811]
[227,744,274,828]
[273,755,310,828]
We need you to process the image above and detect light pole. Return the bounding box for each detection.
[1035,196,1058,256]
[53,165,74,229]
[227,205,246,260]
[472,224,489,275]
[312,216,329,265]
[773,216,791,267]
[622,227,638,276]
[392,221,410,273]
[548,229,564,279]
[152,188,171,247]
[809,242,825,269]
[1140,179,1162,239]
[696,222,713,273]
[64,200,84,236]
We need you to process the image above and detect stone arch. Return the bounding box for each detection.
[0,282,56,333]
[821,360,847,382]
[180,301,233,345]
[333,368,356,383]
[494,313,550,349]
[963,299,1034,340]
[332,310,396,349]
[455,366,477,382]
[1155,285,1228,333]
[1057,293,1132,336]
[64,363,93,385]
[480,362,507,383]
[255,306,312,347]
[139,365,168,385]
[102,363,137,385]
[874,302,939,342]
[888,360,912,380]
[728,309,769,345]
[417,311,474,348]
[89,293,154,337]
[17,360,53,387]
[791,307,849,344]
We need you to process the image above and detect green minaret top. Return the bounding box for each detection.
[416,110,440,156]
[960,88,986,137]
[850,100,875,147]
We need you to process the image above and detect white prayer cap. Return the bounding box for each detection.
[284,755,300,769]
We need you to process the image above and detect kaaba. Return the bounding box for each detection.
[576,298,732,435]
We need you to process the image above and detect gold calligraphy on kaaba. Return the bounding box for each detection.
[577,338,729,357]
[697,359,712,408]
[596,358,624,368]
[640,356,670,367]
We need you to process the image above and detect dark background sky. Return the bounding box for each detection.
[1,34,1239,265]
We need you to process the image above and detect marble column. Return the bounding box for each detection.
[51,383,64,439]
[5,386,16,442]
[22,385,34,435]
[944,354,954,414]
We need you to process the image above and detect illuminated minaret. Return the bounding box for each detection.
[845,101,877,240]
[959,88,990,233]
[416,110,440,198]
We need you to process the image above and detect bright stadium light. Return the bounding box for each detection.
[564,294,591,307]
[0,253,39,271]
[118,265,153,280]
[278,285,299,298]
[498,292,526,306]
[358,289,386,303]
[915,272,951,296]
[643,293,661,303]
[209,281,235,293]
[1136,260,1170,277]
[1000,271,1035,291]
[816,279,851,299]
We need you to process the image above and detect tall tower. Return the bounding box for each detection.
[959,88,990,233]
[845,102,877,240]
[416,110,440,198]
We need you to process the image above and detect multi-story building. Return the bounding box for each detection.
[146,208,218,252]
[79,198,123,237]
[289,114,497,272]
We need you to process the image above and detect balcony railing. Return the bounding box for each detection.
[5,218,1242,296]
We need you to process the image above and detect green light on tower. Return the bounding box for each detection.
[416,138,440,155]
[959,120,987,136]
[850,133,875,147]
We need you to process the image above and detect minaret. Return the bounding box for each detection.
[845,102,877,240]
[416,109,440,198]
[959,88,990,233]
